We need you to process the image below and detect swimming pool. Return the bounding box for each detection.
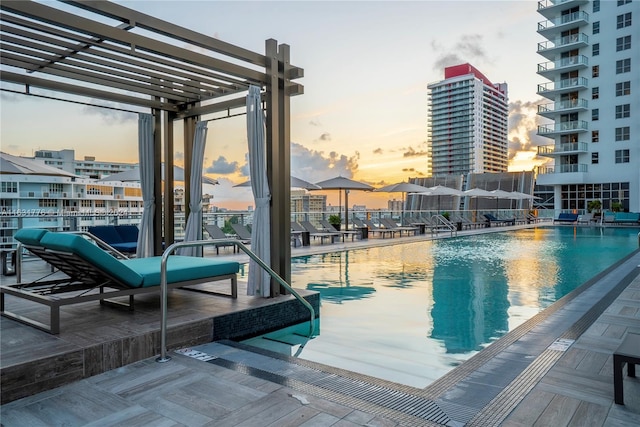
[247,227,640,388]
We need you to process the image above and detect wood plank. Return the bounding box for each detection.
[533,394,581,427]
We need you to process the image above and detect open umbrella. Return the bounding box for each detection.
[464,188,495,220]
[314,176,374,230]
[490,189,517,210]
[374,182,431,224]
[234,175,321,190]
[98,165,218,185]
[416,185,464,212]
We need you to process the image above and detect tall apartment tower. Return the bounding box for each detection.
[536,0,640,212]
[427,63,509,177]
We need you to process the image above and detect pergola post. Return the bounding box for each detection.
[153,109,163,256]
[163,111,175,247]
[265,39,292,295]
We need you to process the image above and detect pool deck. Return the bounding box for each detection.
[1,223,639,426]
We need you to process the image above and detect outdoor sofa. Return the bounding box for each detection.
[88,224,139,254]
[1,228,239,334]
[613,212,640,225]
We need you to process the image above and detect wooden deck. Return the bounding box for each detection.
[2,225,640,426]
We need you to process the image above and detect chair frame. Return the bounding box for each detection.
[1,235,238,334]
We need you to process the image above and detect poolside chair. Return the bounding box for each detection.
[484,213,515,227]
[88,225,138,254]
[299,220,340,244]
[204,224,238,254]
[319,219,358,242]
[362,219,396,238]
[379,218,417,237]
[230,223,253,243]
[553,213,579,224]
[2,228,239,334]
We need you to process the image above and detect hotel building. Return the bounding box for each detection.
[536,0,640,212]
[427,63,509,177]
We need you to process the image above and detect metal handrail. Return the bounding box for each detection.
[156,238,316,362]
[430,215,458,237]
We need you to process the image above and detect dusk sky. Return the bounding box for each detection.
[0,1,550,209]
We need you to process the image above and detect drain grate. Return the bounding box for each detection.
[198,343,453,426]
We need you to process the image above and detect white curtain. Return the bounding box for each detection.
[246,85,271,297]
[136,113,155,258]
[179,121,208,256]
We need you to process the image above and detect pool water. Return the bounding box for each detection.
[251,227,640,388]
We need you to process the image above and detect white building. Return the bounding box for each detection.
[536,0,640,212]
[427,63,509,177]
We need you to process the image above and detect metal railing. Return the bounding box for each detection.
[429,214,458,237]
[156,239,316,363]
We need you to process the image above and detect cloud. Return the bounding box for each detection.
[403,147,429,157]
[81,101,138,124]
[290,142,360,182]
[318,132,332,141]
[205,155,239,174]
[373,148,383,155]
[309,118,322,126]
[508,99,549,163]
[432,34,488,71]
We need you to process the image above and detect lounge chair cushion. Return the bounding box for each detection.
[14,228,49,246]
[39,232,144,287]
[121,257,240,288]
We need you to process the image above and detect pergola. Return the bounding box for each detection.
[0,0,303,294]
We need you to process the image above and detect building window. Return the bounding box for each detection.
[616,81,631,96]
[0,182,17,193]
[616,58,631,74]
[617,12,632,28]
[615,149,630,163]
[618,0,631,5]
[615,104,631,119]
[615,126,630,141]
[592,43,600,56]
[593,0,600,12]
[592,108,599,121]
[592,153,599,164]
[616,35,631,51]
[592,130,599,143]
[592,87,599,99]
[592,65,600,77]
[593,21,600,34]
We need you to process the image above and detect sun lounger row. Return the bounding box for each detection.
[1,228,240,334]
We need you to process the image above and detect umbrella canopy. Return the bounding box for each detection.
[235,175,321,190]
[509,191,540,200]
[463,188,495,197]
[415,186,464,212]
[98,165,218,185]
[1,152,77,177]
[374,182,432,224]
[374,182,431,193]
[315,176,374,230]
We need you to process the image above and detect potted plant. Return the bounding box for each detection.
[328,214,342,231]
[441,212,450,221]
[611,202,623,212]
[587,200,601,214]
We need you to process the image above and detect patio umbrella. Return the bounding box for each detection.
[373,182,431,224]
[234,175,321,190]
[415,185,464,212]
[464,188,495,220]
[98,165,218,185]
[490,189,517,210]
[314,176,374,230]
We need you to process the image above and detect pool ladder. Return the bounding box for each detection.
[429,214,458,237]
[156,239,316,363]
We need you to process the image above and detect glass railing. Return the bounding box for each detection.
[538,10,589,31]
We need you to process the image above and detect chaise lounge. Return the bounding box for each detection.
[1,228,239,334]
[553,213,579,224]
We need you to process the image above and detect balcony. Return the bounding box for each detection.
[537,98,588,118]
[537,0,590,20]
[538,55,588,78]
[535,163,588,185]
[537,142,589,157]
[537,33,589,60]
[538,11,589,38]
[538,120,588,137]
[537,77,588,100]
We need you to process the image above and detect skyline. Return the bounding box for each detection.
[0,1,550,209]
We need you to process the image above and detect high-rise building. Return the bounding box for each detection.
[536,0,639,212]
[427,63,509,177]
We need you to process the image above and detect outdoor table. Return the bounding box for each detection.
[613,332,640,405]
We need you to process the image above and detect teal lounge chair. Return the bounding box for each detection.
[1,229,239,334]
